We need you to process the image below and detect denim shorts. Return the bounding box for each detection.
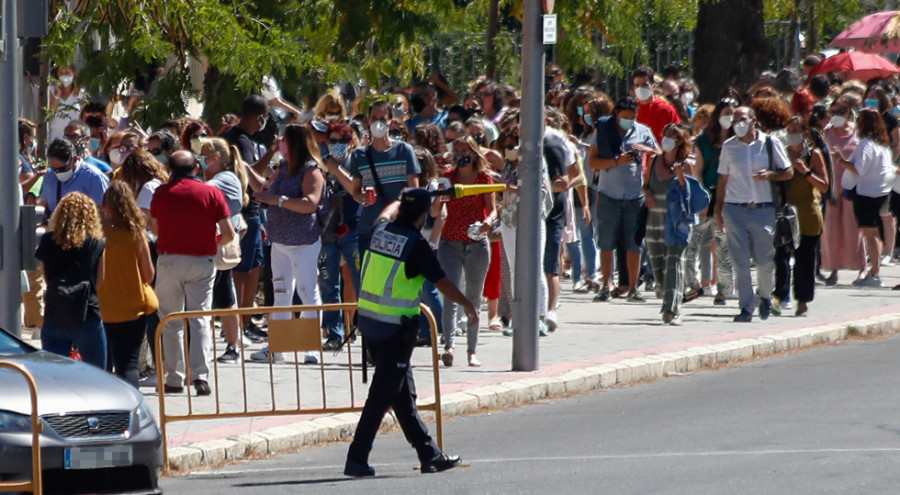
[212,268,237,308]
[594,192,644,253]
[234,215,264,272]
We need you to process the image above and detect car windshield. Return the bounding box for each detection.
[0,328,31,356]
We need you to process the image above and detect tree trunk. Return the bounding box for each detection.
[201,64,244,129]
[805,0,817,56]
[693,0,770,103]
[485,0,500,81]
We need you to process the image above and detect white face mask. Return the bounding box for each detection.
[505,147,519,162]
[635,87,653,102]
[831,116,847,127]
[681,92,694,106]
[446,142,454,153]
[109,149,123,166]
[733,120,751,138]
[786,133,804,147]
[55,163,75,183]
[59,75,74,88]
[661,136,677,153]
[718,115,733,130]
[371,120,389,140]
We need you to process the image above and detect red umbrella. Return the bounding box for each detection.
[808,51,899,82]
[830,10,900,52]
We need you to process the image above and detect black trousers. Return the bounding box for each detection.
[105,315,147,388]
[346,326,440,466]
[774,235,819,304]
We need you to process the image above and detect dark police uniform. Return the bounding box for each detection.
[345,218,447,472]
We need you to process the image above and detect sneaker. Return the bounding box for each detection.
[245,322,269,341]
[881,255,894,267]
[626,288,645,303]
[304,351,321,364]
[544,311,558,332]
[713,294,726,306]
[782,299,793,310]
[572,280,590,293]
[538,320,549,337]
[853,273,883,288]
[137,371,157,388]
[661,311,676,325]
[441,350,454,367]
[323,338,343,351]
[759,298,772,320]
[593,286,611,302]
[733,310,753,322]
[243,329,266,344]
[250,347,285,363]
[502,327,514,337]
[770,298,783,317]
[217,345,240,364]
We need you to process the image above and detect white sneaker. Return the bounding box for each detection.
[250,347,285,363]
[240,333,253,347]
[881,255,894,267]
[304,351,321,364]
[544,311,558,332]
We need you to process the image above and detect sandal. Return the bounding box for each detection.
[612,286,629,298]
[682,286,704,303]
[488,317,503,331]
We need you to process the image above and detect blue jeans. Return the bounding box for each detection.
[318,230,361,341]
[42,317,107,370]
[418,278,443,343]
[723,203,776,313]
[569,206,598,283]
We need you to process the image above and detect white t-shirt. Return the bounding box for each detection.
[136,178,163,210]
[849,138,893,198]
[49,91,82,142]
[719,131,790,204]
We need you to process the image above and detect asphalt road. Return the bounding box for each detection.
[161,334,900,494]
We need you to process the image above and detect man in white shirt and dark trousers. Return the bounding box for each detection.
[714,107,793,322]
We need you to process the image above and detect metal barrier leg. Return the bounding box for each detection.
[0,361,43,494]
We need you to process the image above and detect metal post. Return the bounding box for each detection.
[512,0,544,371]
[0,0,23,337]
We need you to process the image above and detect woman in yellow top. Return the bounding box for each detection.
[773,115,829,317]
[98,181,156,387]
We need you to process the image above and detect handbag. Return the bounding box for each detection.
[45,263,91,330]
[141,282,159,315]
[215,234,242,270]
[766,137,801,252]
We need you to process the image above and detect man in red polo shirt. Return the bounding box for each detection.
[631,66,681,144]
[150,150,235,396]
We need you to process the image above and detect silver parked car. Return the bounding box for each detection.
[0,327,163,494]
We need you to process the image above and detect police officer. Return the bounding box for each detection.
[345,188,477,477]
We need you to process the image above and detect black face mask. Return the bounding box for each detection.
[410,94,427,114]
[472,134,486,146]
[454,155,472,167]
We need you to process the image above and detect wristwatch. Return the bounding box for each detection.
[278,195,288,207]
[804,169,813,177]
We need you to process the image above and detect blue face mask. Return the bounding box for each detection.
[89,137,101,153]
[864,98,880,108]
[198,155,209,172]
[584,114,594,127]
[328,143,349,162]
[576,107,584,116]
[618,117,635,130]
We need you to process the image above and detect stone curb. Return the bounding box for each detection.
[166,315,900,472]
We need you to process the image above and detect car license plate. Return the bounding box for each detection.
[64,445,133,469]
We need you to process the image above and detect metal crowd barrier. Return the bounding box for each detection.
[0,361,43,494]
[154,302,443,471]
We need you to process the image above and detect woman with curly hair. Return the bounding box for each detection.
[98,182,156,386]
[36,191,107,369]
[118,149,170,222]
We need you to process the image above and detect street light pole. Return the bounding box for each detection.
[512,0,545,371]
[1,0,23,337]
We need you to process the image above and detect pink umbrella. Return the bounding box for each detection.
[808,51,900,82]
[831,10,900,52]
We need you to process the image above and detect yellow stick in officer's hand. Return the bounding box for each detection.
[429,182,506,199]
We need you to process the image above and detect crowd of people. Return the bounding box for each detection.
[16,55,900,393]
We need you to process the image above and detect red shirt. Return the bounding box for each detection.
[441,170,493,242]
[637,97,681,144]
[150,176,230,257]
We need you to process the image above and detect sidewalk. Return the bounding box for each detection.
[28,266,900,472]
